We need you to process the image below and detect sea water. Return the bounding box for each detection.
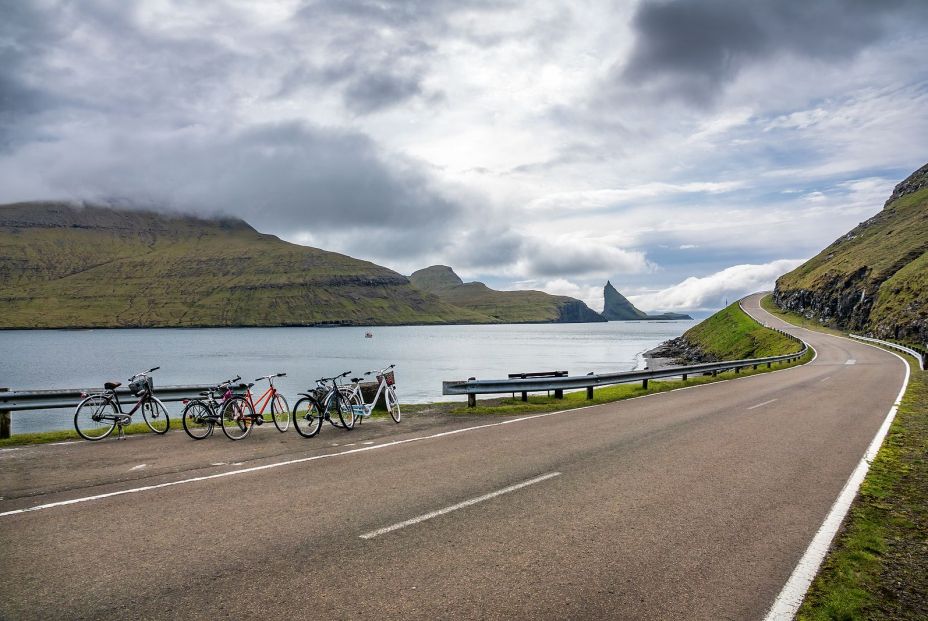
[0,320,695,434]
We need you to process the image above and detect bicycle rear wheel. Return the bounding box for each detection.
[182,400,214,440]
[74,395,117,441]
[271,394,290,432]
[386,387,401,423]
[292,396,323,438]
[324,391,354,430]
[143,397,170,434]
[220,396,254,440]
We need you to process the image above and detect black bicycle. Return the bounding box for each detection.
[74,367,170,441]
[180,376,251,440]
[291,371,354,438]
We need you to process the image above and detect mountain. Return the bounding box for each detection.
[774,162,928,345]
[408,265,605,323]
[0,202,489,328]
[602,281,692,320]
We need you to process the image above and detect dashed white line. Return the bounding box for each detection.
[359,472,561,540]
[129,464,147,471]
[819,376,831,383]
[747,398,778,411]
[845,359,856,365]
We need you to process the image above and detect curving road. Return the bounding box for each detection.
[0,293,908,620]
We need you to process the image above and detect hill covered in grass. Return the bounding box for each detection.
[408,265,605,323]
[774,162,928,345]
[648,300,800,365]
[0,202,489,328]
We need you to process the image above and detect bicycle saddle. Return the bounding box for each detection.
[104,381,122,390]
[351,377,362,383]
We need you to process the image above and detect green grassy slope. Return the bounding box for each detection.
[0,203,489,328]
[683,301,800,359]
[408,265,605,323]
[774,163,928,345]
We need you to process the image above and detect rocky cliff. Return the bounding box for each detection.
[602,281,692,320]
[773,162,928,345]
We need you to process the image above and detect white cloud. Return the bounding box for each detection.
[511,278,605,312]
[628,259,806,311]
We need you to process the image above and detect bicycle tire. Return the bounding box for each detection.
[220,396,254,440]
[143,397,170,434]
[181,400,214,440]
[74,395,117,441]
[324,391,354,430]
[271,394,290,432]
[292,396,323,438]
[386,386,401,423]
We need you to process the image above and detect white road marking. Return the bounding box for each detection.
[747,398,778,411]
[129,464,147,471]
[819,376,831,382]
[0,447,23,453]
[845,359,856,365]
[361,441,375,445]
[761,304,911,621]
[359,472,561,540]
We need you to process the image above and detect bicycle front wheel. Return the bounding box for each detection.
[292,396,323,438]
[143,397,170,434]
[221,396,254,440]
[325,392,354,430]
[386,387,401,423]
[74,395,118,441]
[271,394,290,432]
[181,400,214,440]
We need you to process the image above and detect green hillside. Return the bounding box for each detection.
[0,203,489,328]
[409,265,605,323]
[684,301,799,360]
[774,163,928,345]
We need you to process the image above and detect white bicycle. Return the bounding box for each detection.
[343,364,401,424]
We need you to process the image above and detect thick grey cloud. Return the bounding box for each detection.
[620,0,927,105]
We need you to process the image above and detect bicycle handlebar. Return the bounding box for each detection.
[316,371,351,383]
[129,366,161,381]
[255,372,288,382]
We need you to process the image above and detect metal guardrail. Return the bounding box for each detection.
[443,341,808,406]
[0,385,214,439]
[849,334,926,370]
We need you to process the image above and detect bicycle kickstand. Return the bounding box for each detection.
[117,423,126,440]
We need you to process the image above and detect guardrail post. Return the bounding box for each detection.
[1,388,9,439]
[642,379,648,389]
[735,367,740,374]
[586,372,594,399]
[467,378,476,408]
[682,373,687,381]
[767,362,771,368]
[752,364,758,370]
[554,388,563,399]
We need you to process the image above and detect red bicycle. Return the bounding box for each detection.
[222,373,291,440]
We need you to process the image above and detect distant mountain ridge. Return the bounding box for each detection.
[602,281,692,320]
[0,203,608,328]
[0,202,488,328]
[774,162,927,344]
[408,265,605,323]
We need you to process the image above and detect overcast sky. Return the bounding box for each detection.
[2,0,927,312]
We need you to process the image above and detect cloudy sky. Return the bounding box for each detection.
[2,0,927,312]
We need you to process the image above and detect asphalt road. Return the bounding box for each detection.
[0,293,907,620]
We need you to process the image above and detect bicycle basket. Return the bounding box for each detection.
[129,376,153,396]
[379,371,395,386]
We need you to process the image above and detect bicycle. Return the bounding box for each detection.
[343,364,401,424]
[74,367,170,441]
[291,371,354,438]
[240,373,290,433]
[180,376,250,440]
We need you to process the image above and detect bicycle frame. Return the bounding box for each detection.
[242,384,277,416]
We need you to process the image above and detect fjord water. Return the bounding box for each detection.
[1,320,694,434]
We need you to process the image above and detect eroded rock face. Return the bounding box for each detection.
[773,268,874,332]
[555,299,607,323]
[646,336,719,365]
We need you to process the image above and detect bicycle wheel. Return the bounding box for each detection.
[143,397,170,434]
[181,400,214,440]
[220,396,254,440]
[74,395,117,441]
[386,387,401,423]
[271,394,290,432]
[325,391,354,430]
[292,396,323,438]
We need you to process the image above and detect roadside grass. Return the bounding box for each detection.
[759,294,928,620]
[684,300,801,359]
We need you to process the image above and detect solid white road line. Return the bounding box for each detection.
[747,398,778,411]
[760,312,911,621]
[845,359,857,365]
[359,472,561,540]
